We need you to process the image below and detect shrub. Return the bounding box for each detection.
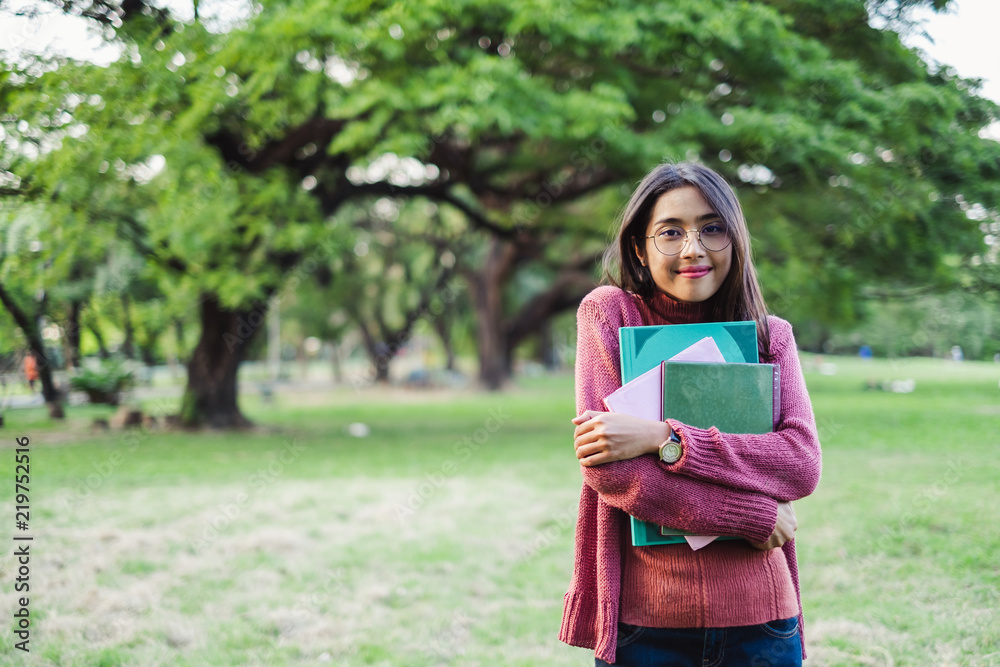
[70,359,135,406]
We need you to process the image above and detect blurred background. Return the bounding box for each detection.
[0,1,998,665]
[0,0,998,421]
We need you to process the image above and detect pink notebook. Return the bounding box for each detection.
[603,336,726,418]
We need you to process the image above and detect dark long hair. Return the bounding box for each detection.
[603,162,772,359]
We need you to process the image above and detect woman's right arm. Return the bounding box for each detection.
[574,294,777,544]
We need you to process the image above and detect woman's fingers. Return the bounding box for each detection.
[573,414,606,440]
[571,410,607,426]
[573,428,601,451]
[575,444,607,466]
[573,412,662,464]
[751,502,797,550]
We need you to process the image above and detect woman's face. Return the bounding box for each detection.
[634,186,733,303]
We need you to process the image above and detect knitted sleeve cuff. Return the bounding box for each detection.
[664,419,734,483]
[708,486,778,545]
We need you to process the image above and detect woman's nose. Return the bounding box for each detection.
[679,230,706,257]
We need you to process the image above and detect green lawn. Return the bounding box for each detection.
[0,355,997,666]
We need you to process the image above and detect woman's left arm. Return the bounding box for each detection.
[662,317,822,501]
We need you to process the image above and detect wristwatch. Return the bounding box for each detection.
[659,427,683,464]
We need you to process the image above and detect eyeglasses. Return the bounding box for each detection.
[645,221,732,256]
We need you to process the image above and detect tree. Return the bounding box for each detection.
[316,0,1000,382]
[4,0,998,412]
[2,37,342,426]
[0,202,71,417]
[326,199,460,384]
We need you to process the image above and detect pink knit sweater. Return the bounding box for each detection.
[559,285,822,664]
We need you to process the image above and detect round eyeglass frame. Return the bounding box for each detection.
[644,224,733,256]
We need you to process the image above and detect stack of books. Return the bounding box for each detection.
[602,321,780,548]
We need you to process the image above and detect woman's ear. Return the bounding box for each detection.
[633,238,647,267]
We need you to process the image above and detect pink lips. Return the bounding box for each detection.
[677,266,712,279]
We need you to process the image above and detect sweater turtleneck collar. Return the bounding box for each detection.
[634,289,714,326]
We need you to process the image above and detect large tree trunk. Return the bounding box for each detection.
[503,267,596,372]
[0,283,64,419]
[468,237,519,390]
[179,294,264,429]
[356,320,391,384]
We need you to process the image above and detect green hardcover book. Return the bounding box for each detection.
[663,362,775,434]
[630,361,777,547]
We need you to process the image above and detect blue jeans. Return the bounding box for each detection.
[595,617,802,667]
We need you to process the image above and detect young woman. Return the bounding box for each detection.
[559,162,821,666]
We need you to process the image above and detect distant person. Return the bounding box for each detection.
[563,163,821,666]
[951,345,964,363]
[22,353,39,392]
[859,344,873,361]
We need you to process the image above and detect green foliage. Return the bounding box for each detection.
[828,290,1000,359]
[69,358,135,404]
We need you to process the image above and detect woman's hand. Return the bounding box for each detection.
[573,411,670,466]
[751,501,797,550]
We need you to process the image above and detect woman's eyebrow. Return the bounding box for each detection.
[651,212,722,226]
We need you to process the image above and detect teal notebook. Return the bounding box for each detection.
[619,321,758,385]
[630,361,777,546]
[616,321,767,547]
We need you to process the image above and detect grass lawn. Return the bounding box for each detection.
[0,355,997,666]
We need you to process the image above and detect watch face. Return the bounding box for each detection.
[660,442,682,463]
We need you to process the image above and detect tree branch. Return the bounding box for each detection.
[204,115,348,174]
[40,0,174,31]
[504,266,597,350]
[343,181,517,239]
